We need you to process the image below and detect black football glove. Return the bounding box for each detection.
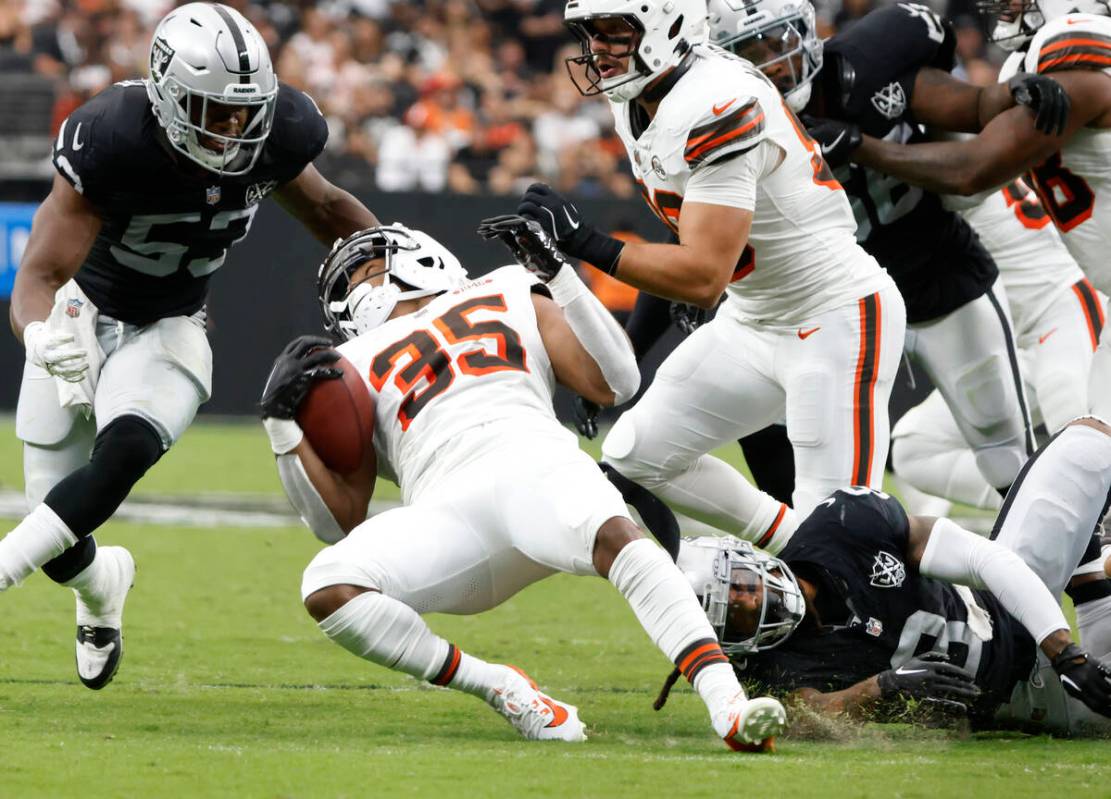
[517,183,624,274]
[477,214,568,282]
[259,335,342,420]
[573,396,601,440]
[1053,643,1111,717]
[1008,72,1070,137]
[801,115,861,169]
[877,652,981,712]
[669,301,711,335]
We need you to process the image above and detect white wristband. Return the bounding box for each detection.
[263,417,304,455]
[546,263,588,307]
[22,320,45,363]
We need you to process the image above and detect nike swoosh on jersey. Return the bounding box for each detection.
[73,123,85,151]
[1039,327,1058,344]
[894,668,928,676]
[797,326,821,339]
[820,131,845,155]
[713,98,737,116]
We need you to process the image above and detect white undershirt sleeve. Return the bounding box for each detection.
[919,517,1069,645]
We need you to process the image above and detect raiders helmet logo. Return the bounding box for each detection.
[871,81,906,121]
[869,551,906,589]
[150,37,175,82]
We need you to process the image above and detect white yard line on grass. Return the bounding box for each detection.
[0,489,995,535]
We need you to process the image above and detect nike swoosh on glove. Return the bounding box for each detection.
[516,183,624,274]
[800,116,861,169]
[1053,642,1111,718]
[877,651,981,712]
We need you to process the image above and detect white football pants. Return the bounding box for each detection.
[894,278,1101,509]
[902,281,1034,492]
[16,312,211,508]
[602,285,906,518]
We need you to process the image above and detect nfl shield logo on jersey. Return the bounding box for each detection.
[65,298,83,318]
[869,551,906,588]
[206,186,221,205]
[871,81,906,120]
[865,617,883,637]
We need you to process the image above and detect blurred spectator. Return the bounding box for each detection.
[0,0,1012,193]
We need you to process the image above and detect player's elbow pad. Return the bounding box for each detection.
[276,453,346,545]
[920,517,1069,644]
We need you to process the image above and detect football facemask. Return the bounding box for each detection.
[564,0,708,103]
[708,0,823,112]
[318,224,468,340]
[699,537,806,655]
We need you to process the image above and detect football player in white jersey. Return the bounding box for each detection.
[829,0,1111,418]
[517,0,906,538]
[893,180,1104,511]
[257,221,787,751]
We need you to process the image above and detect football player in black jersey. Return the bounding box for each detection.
[672,416,1111,735]
[0,2,378,690]
[707,0,1067,499]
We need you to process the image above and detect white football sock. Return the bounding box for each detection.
[63,546,125,626]
[0,504,78,590]
[608,538,743,712]
[642,455,798,554]
[318,591,500,698]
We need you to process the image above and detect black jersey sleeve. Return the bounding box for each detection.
[51,85,129,204]
[826,3,957,133]
[265,83,329,183]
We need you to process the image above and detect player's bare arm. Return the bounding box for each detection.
[274,163,380,246]
[792,680,882,717]
[853,70,1111,195]
[611,202,751,309]
[516,183,749,310]
[9,174,101,341]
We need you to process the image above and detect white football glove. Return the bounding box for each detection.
[23,320,90,382]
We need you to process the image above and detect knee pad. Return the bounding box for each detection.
[953,355,1021,433]
[601,414,670,486]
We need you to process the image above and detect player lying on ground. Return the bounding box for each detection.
[668,418,1111,735]
[0,1,378,690]
[257,220,787,750]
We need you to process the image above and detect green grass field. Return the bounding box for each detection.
[0,419,1107,798]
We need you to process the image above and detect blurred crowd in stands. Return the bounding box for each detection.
[0,0,1002,196]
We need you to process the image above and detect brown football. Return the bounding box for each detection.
[296,351,376,475]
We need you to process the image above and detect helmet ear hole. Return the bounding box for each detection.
[669,15,683,38]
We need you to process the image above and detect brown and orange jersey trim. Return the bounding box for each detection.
[684,99,766,169]
[1037,31,1111,73]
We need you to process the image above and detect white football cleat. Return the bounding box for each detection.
[487,665,587,742]
[73,546,135,690]
[712,693,787,752]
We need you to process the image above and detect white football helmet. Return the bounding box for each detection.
[693,536,806,655]
[318,224,468,340]
[564,0,709,103]
[146,2,278,176]
[982,0,1111,50]
[707,0,822,112]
